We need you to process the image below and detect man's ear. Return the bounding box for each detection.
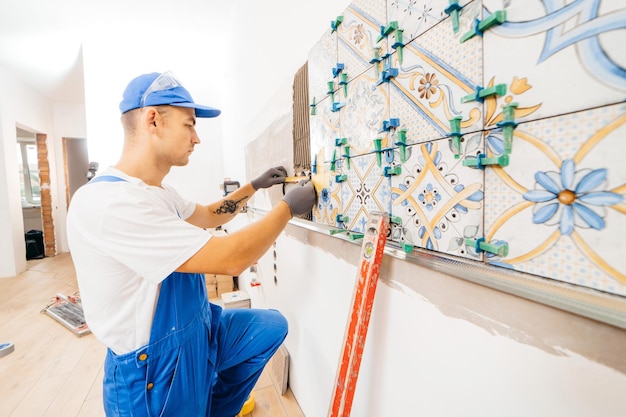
[145,108,159,130]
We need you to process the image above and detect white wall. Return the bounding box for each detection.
[240,229,626,417]
[0,67,55,277]
[52,101,87,253]
[80,12,228,205]
[220,1,626,417]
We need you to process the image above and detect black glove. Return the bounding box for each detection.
[282,181,316,216]
[251,166,288,190]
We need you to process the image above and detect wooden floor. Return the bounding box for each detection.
[0,253,304,417]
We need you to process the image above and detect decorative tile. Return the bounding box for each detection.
[312,162,344,227]
[337,0,388,83]
[484,103,626,296]
[308,29,338,107]
[386,0,473,45]
[391,1,483,146]
[310,95,341,166]
[340,152,393,233]
[482,0,626,127]
[340,65,390,157]
[391,136,485,259]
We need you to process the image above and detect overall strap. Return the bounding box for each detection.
[89,175,128,183]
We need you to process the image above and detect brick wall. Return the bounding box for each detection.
[36,134,56,257]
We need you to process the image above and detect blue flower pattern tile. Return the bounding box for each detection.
[391,137,485,259]
[484,103,626,295]
[305,0,626,297]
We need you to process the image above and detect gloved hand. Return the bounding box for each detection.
[282,181,317,216]
[251,166,287,190]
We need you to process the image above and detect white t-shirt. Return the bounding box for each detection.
[66,167,211,354]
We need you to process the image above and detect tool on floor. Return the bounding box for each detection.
[41,292,91,336]
[328,212,390,417]
[0,342,15,358]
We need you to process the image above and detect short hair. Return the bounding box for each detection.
[121,106,171,137]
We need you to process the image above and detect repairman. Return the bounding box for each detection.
[67,71,316,417]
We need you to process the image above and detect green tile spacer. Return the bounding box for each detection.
[310,97,317,116]
[347,232,364,241]
[370,47,383,77]
[401,242,414,253]
[391,29,404,65]
[480,154,509,167]
[335,174,348,182]
[461,10,507,43]
[330,149,337,172]
[448,116,463,159]
[336,214,349,223]
[464,237,509,257]
[444,1,463,34]
[335,137,347,146]
[331,16,344,33]
[461,84,507,103]
[330,228,348,235]
[327,80,335,103]
[497,102,519,155]
[376,21,398,43]
[373,138,383,167]
[394,129,408,163]
[339,73,348,97]
[390,216,402,225]
[462,153,509,169]
[343,145,351,170]
[383,165,402,177]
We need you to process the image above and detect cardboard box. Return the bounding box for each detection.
[221,290,251,309]
[217,280,234,296]
[216,274,233,283]
[205,274,218,299]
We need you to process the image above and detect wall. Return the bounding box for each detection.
[80,11,228,206]
[0,67,55,277]
[0,66,87,275]
[221,1,626,416]
[50,102,87,253]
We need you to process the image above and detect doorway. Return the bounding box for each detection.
[62,137,89,208]
[16,128,44,258]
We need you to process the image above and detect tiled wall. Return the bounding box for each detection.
[308,0,626,297]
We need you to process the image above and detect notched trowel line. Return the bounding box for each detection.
[284,150,330,194]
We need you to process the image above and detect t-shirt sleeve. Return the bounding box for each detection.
[95,186,211,284]
[163,183,197,220]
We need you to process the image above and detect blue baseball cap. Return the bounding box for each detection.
[119,71,221,118]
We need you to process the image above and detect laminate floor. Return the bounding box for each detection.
[0,253,304,417]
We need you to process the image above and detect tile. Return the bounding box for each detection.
[310,95,340,166]
[484,103,626,296]
[339,64,391,157]
[312,162,344,227]
[308,29,338,107]
[482,0,626,127]
[391,1,483,146]
[337,0,388,83]
[340,152,393,233]
[391,136,485,259]
[386,0,473,45]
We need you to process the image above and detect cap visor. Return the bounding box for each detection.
[172,102,221,118]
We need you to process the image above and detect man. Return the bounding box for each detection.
[67,71,316,417]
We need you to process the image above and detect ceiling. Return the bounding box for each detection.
[0,0,232,103]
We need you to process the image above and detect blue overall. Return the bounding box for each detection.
[90,176,288,417]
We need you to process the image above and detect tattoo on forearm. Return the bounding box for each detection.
[214,196,248,214]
